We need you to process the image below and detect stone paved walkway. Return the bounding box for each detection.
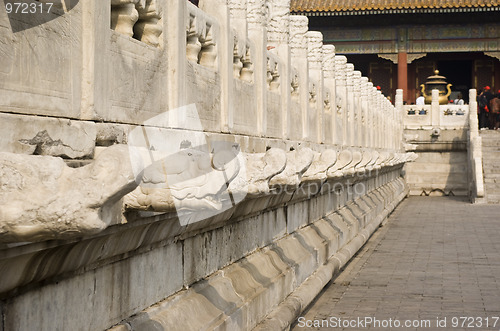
[292,197,500,331]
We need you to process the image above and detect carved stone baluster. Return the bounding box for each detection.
[233,37,243,78]
[324,93,331,110]
[134,0,163,47]
[200,25,217,67]
[309,83,316,104]
[270,60,280,90]
[291,69,299,97]
[111,0,140,37]
[186,14,202,62]
[266,57,273,88]
[240,46,253,82]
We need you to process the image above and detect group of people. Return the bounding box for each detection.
[478,86,500,130]
[415,92,465,105]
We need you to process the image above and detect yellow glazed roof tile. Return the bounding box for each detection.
[290,0,500,12]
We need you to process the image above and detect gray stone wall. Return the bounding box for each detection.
[1,168,407,331]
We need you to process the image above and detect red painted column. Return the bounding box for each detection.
[398,52,408,102]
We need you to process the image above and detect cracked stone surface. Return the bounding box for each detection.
[0,113,96,159]
[0,144,139,243]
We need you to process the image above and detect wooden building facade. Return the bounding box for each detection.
[291,0,500,103]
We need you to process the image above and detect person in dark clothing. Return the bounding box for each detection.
[484,86,495,128]
[478,89,489,129]
[491,90,500,129]
[484,86,494,106]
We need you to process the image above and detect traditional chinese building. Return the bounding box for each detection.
[291,0,500,103]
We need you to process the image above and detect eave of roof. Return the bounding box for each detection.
[291,0,500,15]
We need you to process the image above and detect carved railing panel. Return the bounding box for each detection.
[186,2,218,68]
[111,0,163,47]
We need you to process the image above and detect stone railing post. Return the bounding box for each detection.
[165,0,188,127]
[387,99,394,150]
[395,89,404,150]
[353,71,362,147]
[306,31,323,144]
[360,77,369,148]
[469,88,479,139]
[381,98,388,149]
[334,56,347,146]
[431,89,440,127]
[289,15,309,140]
[247,0,267,136]
[266,0,291,139]
[373,86,379,149]
[322,45,336,145]
[376,89,383,149]
[200,0,233,132]
[345,63,354,147]
[81,0,112,120]
[364,81,373,148]
[468,88,484,201]
[365,83,373,148]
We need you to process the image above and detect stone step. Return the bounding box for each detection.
[486,194,500,204]
[483,163,500,169]
[483,159,500,164]
[485,185,500,193]
[483,171,500,175]
[482,160,500,166]
[481,136,500,142]
[482,144,500,149]
[480,130,500,135]
[483,170,500,176]
[483,166,500,171]
[480,132,500,141]
[482,165,500,171]
[481,147,500,152]
[484,174,500,180]
[485,188,500,197]
[482,144,500,150]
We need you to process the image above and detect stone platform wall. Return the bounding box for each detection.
[402,90,473,196]
[1,167,407,331]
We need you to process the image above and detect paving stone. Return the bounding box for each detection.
[480,130,500,203]
[292,197,500,331]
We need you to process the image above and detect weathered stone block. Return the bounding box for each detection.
[0,113,96,158]
[274,235,317,286]
[3,242,182,331]
[183,208,286,285]
[312,218,340,259]
[100,33,167,124]
[0,5,82,119]
[286,200,309,233]
[0,144,138,243]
